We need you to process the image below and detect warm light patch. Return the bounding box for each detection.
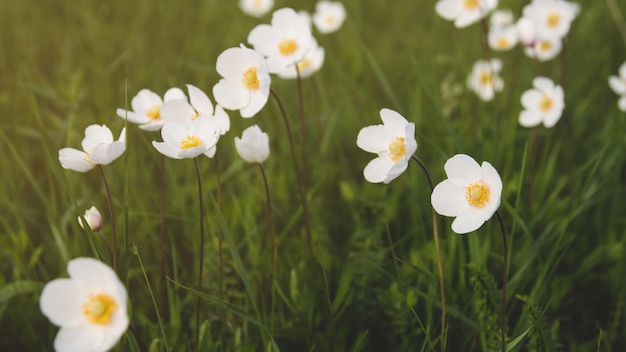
[538,41,552,51]
[180,135,202,150]
[465,181,490,208]
[147,105,161,120]
[242,67,260,90]
[325,15,336,24]
[546,13,561,28]
[479,72,492,85]
[296,58,312,72]
[496,38,509,49]
[388,137,406,163]
[540,95,553,112]
[278,39,298,56]
[82,293,117,325]
[464,0,480,10]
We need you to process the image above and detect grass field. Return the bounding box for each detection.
[1,0,626,351]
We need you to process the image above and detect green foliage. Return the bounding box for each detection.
[516,295,559,352]
[469,263,502,352]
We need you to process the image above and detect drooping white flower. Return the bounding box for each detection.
[247,7,314,73]
[116,88,186,131]
[356,108,418,184]
[524,35,562,61]
[239,0,274,18]
[488,25,519,51]
[467,59,504,101]
[312,1,347,34]
[435,0,498,28]
[608,62,626,112]
[78,206,102,231]
[39,257,128,352]
[519,77,565,128]
[275,37,325,79]
[58,125,126,173]
[522,0,580,39]
[431,154,502,234]
[152,117,219,159]
[213,45,271,118]
[234,125,270,164]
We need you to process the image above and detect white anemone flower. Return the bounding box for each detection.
[58,125,126,173]
[234,125,270,164]
[522,0,580,39]
[39,257,128,352]
[356,108,418,184]
[488,25,519,51]
[312,1,347,34]
[247,7,314,73]
[519,77,565,128]
[78,206,102,231]
[431,154,502,234]
[213,45,271,118]
[276,38,325,79]
[116,88,186,131]
[435,0,498,28]
[239,0,274,18]
[524,35,562,61]
[152,117,219,159]
[608,62,626,112]
[516,16,537,47]
[467,59,504,101]
[490,9,514,28]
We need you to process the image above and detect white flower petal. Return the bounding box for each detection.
[619,96,626,112]
[384,159,410,184]
[431,180,468,217]
[240,88,269,118]
[609,76,626,95]
[187,84,213,116]
[533,76,554,92]
[67,257,124,295]
[444,154,481,186]
[213,79,249,110]
[152,141,181,159]
[519,109,543,127]
[451,207,488,234]
[379,108,409,136]
[363,156,394,183]
[39,279,85,327]
[164,87,187,102]
[89,141,125,165]
[160,100,197,127]
[58,148,95,172]
[520,89,542,109]
[356,125,390,154]
[81,125,114,152]
[54,325,104,352]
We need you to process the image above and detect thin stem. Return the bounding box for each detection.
[270,88,313,259]
[98,165,117,271]
[496,210,508,352]
[296,65,307,189]
[258,163,276,335]
[214,155,225,304]
[159,153,166,316]
[192,158,205,352]
[96,230,114,266]
[411,155,446,351]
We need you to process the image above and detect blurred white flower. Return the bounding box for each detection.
[435,0,498,28]
[312,1,347,34]
[431,154,502,234]
[152,117,219,159]
[78,206,102,231]
[116,88,186,131]
[39,257,128,352]
[356,108,418,184]
[488,25,519,51]
[276,38,325,79]
[522,0,580,39]
[213,45,271,118]
[235,125,270,164]
[490,9,514,28]
[519,77,565,128]
[524,36,562,61]
[239,0,274,17]
[467,59,504,101]
[58,125,126,173]
[609,62,626,112]
[248,7,314,73]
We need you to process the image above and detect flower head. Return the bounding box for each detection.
[312,1,347,34]
[431,154,502,234]
[524,35,562,61]
[467,59,504,101]
[213,45,271,118]
[522,0,580,39]
[519,77,565,128]
[275,37,325,79]
[247,7,314,73]
[39,257,128,352]
[152,117,219,159]
[488,25,519,51]
[435,0,498,28]
[78,206,102,231]
[59,125,126,173]
[608,62,626,112]
[356,108,418,184]
[239,0,274,17]
[490,9,514,28]
[235,125,270,164]
[116,88,186,131]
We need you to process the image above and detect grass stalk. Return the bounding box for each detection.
[192,158,205,352]
[98,165,118,271]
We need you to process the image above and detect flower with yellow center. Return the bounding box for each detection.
[278,39,298,56]
[519,76,565,128]
[116,87,186,131]
[435,0,498,28]
[242,67,260,90]
[152,116,219,159]
[40,257,129,352]
[488,25,519,51]
[467,58,504,101]
[356,108,418,184]
[59,124,126,173]
[431,154,502,234]
[525,36,562,61]
[522,0,579,39]
[276,38,325,80]
[239,0,274,18]
[313,1,346,34]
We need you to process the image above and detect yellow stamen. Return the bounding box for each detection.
[464,0,479,10]
[147,105,161,120]
[242,67,260,90]
[496,38,509,49]
[82,293,117,325]
[180,135,202,150]
[278,39,298,56]
[540,95,553,112]
[538,41,552,51]
[465,181,490,208]
[547,13,560,28]
[296,58,312,72]
[388,137,406,163]
[325,15,336,24]
[479,72,492,85]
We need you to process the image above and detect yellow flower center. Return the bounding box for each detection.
[82,293,117,325]
[180,135,202,150]
[296,58,312,72]
[479,72,492,85]
[547,13,560,28]
[540,95,553,112]
[278,39,298,56]
[242,67,260,90]
[388,137,406,163]
[465,181,490,208]
[496,38,509,49]
[252,0,262,9]
[325,15,336,24]
[538,40,552,51]
[147,105,161,120]
[464,0,479,10]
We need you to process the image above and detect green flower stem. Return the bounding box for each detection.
[296,65,307,189]
[98,165,118,271]
[214,155,225,303]
[496,210,508,352]
[96,229,115,268]
[410,155,446,351]
[258,163,276,335]
[192,158,205,352]
[159,153,166,316]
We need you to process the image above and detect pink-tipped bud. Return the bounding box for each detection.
[78,206,102,231]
